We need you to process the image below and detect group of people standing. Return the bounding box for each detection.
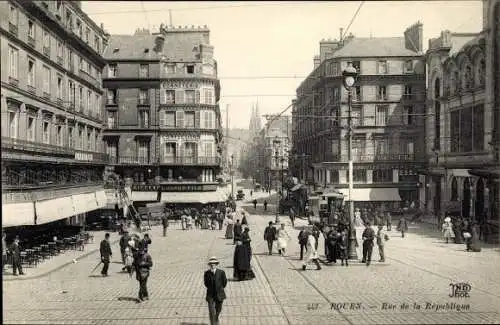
[441,216,481,252]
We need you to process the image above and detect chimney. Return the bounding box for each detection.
[319,38,340,62]
[404,21,423,52]
[313,55,321,69]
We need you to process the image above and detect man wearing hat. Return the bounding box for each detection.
[99,233,112,276]
[204,256,227,325]
[133,247,153,301]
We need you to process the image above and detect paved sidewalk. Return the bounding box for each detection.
[3,231,121,281]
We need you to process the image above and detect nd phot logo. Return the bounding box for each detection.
[449,282,471,298]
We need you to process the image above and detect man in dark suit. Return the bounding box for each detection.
[9,237,24,276]
[264,222,277,255]
[233,220,242,245]
[361,223,375,266]
[100,233,112,276]
[204,256,227,325]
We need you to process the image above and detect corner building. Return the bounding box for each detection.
[102,25,223,205]
[1,1,109,235]
[292,23,427,212]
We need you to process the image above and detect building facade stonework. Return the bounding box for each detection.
[1,0,109,228]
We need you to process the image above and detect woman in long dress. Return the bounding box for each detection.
[276,224,290,256]
[441,217,455,244]
[225,216,234,239]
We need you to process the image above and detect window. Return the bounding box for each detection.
[57,75,63,99]
[107,111,117,128]
[43,29,50,48]
[87,90,92,114]
[76,20,82,37]
[68,80,74,107]
[68,126,73,147]
[351,60,361,73]
[374,137,389,156]
[108,64,117,77]
[352,105,363,127]
[28,59,35,87]
[450,110,460,152]
[403,106,413,125]
[66,10,73,29]
[139,64,149,78]
[373,170,393,183]
[94,36,100,53]
[377,85,387,100]
[57,125,63,146]
[164,90,175,104]
[184,142,196,163]
[162,111,175,127]
[203,141,214,157]
[375,105,388,125]
[165,64,175,74]
[78,86,84,109]
[85,27,90,43]
[347,170,366,183]
[87,61,91,74]
[176,111,184,127]
[8,110,18,139]
[353,86,361,101]
[77,128,83,149]
[139,111,149,128]
[163,143,176,162]
[87,130,92,151]
[28,20,35,38]
[95,94,100,117]
[137,140,149,163]
[377,60,388,74]
[57,40,63,58]
[185,90,196,104]
[43,66,51,94]
[399,138,414,158]
[43,121,50,144]
[79,57,84,71]
[203,111,215,129]
[477,59,486,86]
[139,89,148,104]
[9,5,18,25]
[404,60,413,73]
[55,1,62,15]
[175,90,184,104]
[107,89,117,104]
[404,85,413,99]
[106,140,117,158]
[8,46,18,79]
[186,65,195,74]
[203,88,214,105]
[67,49,73,70]
[184,111,195,128]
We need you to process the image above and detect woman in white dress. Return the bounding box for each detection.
[276,223,290,256]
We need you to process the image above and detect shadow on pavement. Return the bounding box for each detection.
[117,296,140,303]
[88,274,103,278]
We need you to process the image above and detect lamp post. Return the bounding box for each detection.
[343,62,359,260]
[230,154,234,198]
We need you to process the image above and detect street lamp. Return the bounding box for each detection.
[342,61,359,260]
[230,154,234,198]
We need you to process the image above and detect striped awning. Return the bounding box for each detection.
[338,188,401,202]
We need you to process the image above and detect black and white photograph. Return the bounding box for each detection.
[1,1,499,324]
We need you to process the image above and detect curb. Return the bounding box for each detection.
[2,238,120,282]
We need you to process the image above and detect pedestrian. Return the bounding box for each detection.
[134,216,141,232]
[263,200,268,211]
[124,240,134,275]
[250,190,253,197]
[233,219,243,245]
[361,222,375,266]
[241,227,252,260]
[442,217,455,244]
[9,237,24,276]
[99,233,112,276]
[204,256,227,325]
[298,229,309,260]
[2,232,7,272]
[139,233,152,251]
[386,212,392,231]
[338,229,349,266]
[469,222,482,252]
[233,240,251,281]
[397,215,408,238]
[241,212,248,226]
[263,221,277,255]
[133,247,153,302]
[224,215,234,239]
[312,225,321,251]
[161,214,169,237]
[324,229,336,262]
[376,225,388,262]
[289,208,296,228]
[253,199,257,209]
[119,231,130,271]
[276,223,291,256]
[302,233,321,270]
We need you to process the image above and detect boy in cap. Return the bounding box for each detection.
[204,256,227,325]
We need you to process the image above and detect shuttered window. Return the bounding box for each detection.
[176,111,184,127]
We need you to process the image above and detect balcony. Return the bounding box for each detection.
[159,156,221,166]
[9,22,18,36]
[349,153,416,162]
[110,156,152,165]
[78,69,100,89]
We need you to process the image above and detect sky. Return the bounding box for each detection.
[82,1,484,129]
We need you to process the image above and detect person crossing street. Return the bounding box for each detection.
[99,233,112,276]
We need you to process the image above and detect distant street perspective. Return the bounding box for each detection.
[2,1,500,325]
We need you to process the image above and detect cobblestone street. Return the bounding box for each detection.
[3,193,500,324]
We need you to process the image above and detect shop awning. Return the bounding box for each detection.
[96,190,108,208]
[469,167,500,179]
[338,188,402,202]
[160,191,226,204]
[35,196,75,225]
[72,192,98,215]
[131,191,157,202]
[450,169,471,178]
[2,203,35,227]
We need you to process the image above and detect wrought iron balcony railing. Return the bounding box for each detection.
[109,156,152,165]
[348,153,416,162]
[109,155,221,166]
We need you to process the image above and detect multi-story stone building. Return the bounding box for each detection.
[423,0,499,236]
[263,115,291,191]
[1,1,109,232]
[102,25,223,205]
[291,23,427,212]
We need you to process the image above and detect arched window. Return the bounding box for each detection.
[463,64,473,90]
[477,58,486,86]
[450,177,458,201]
[450,69,458,94]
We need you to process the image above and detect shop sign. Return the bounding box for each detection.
[163,81,198,89]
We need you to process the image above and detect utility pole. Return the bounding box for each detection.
[230,154,234,198]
